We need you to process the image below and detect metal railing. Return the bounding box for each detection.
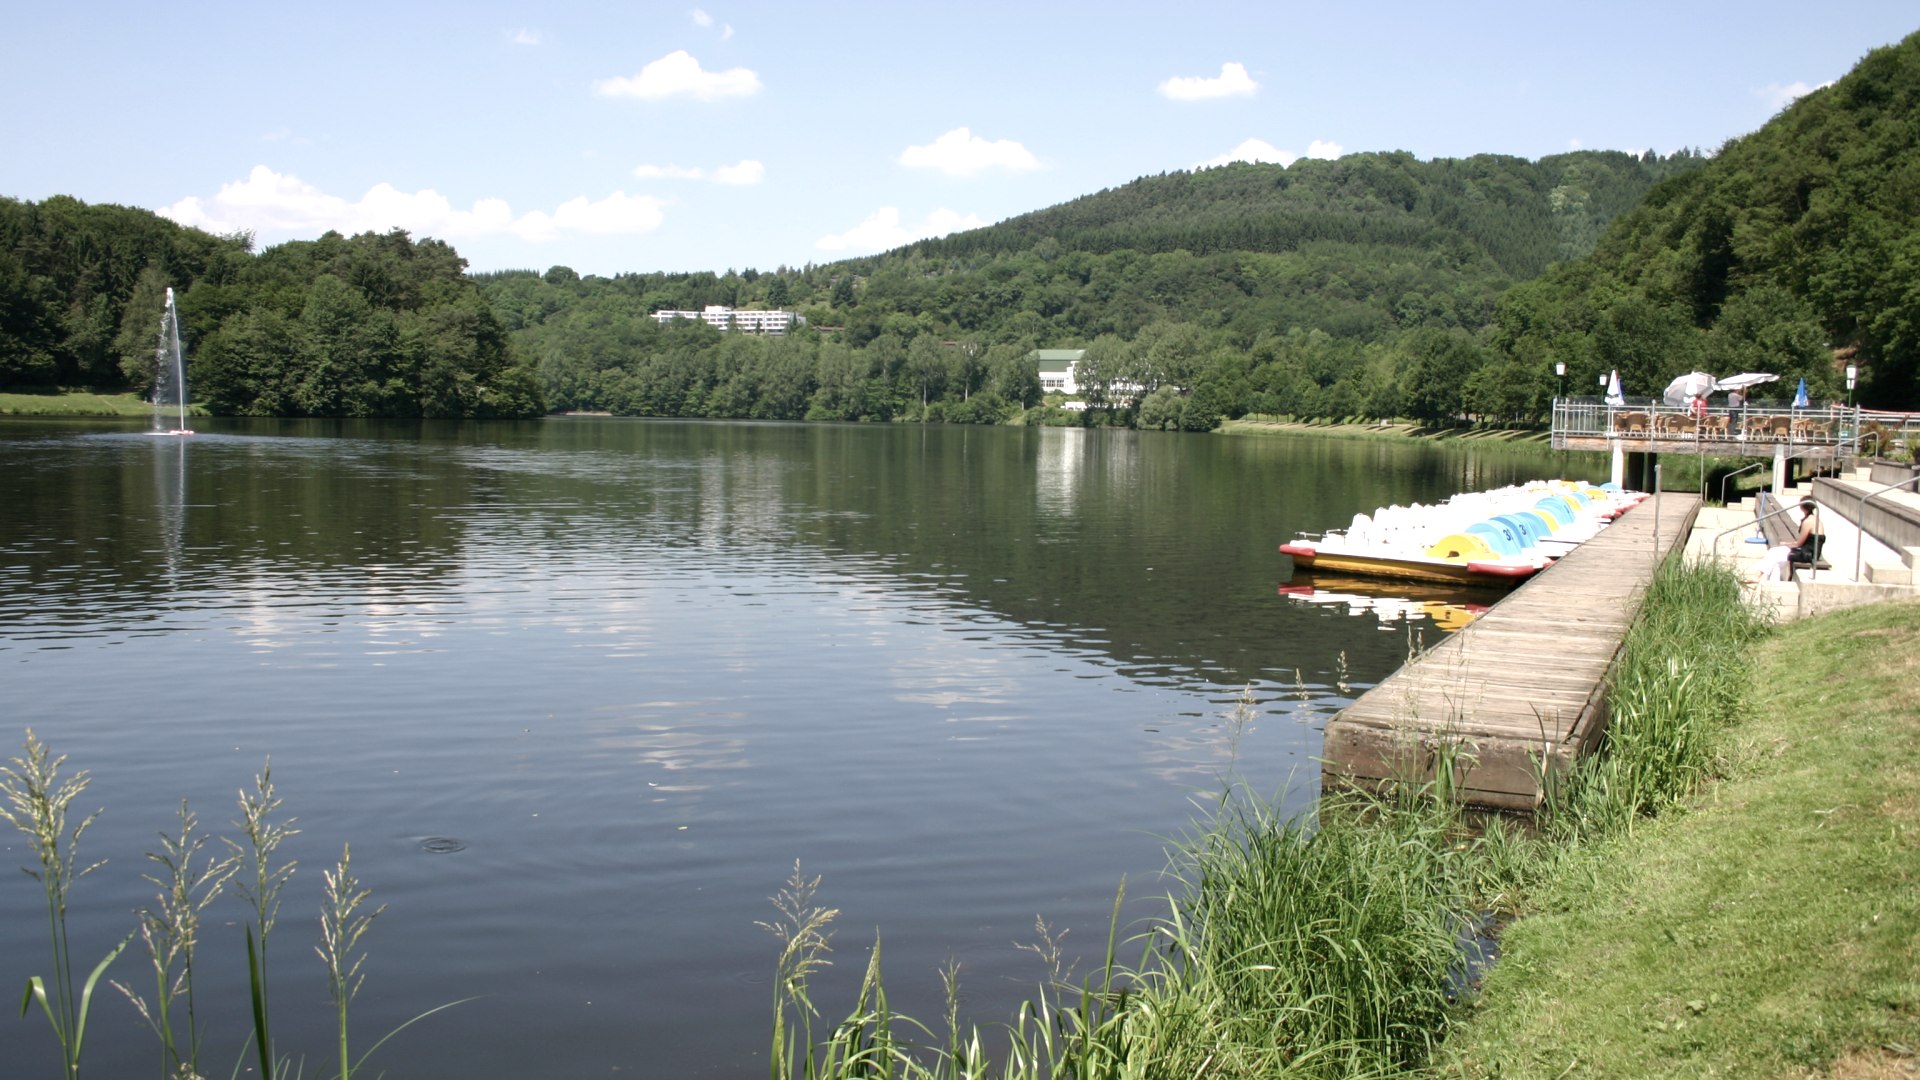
[1710,494,1822,580]
[1551,397,1860,454]
[1718,461,1765,507]
[1853,473,1920,581]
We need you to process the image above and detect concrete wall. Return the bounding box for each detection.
[1814,475,1920,555]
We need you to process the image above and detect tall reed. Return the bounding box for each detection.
[113,800,236,1080]
[1545,559,1765,838]
[760,782,1479,1079]
[228,760,299,1080]
[4,738,465,1080]
[760,861,840,1080]
[317,844,385,1080]
[0,729,129,1080]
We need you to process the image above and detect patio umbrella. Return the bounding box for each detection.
[1714,372,1778,392]
[1662,371,1717,406]
[1793,378,1809,408]
[1605,370,1624,405]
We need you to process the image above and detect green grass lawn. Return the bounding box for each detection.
[1444,599,1920,1078]
[0,388,194,417]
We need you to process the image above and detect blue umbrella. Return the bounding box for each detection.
[1792,377,1809,408]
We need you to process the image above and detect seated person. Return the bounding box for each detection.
[1756,497,1823,581]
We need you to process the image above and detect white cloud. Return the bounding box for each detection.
[157,165,665,245]
[1158,62,1258,102]
[712,159,765,185]
[1195,137,1338,170]
[1760,79,1832,110]
[511,28,541,46]
[722,24,734,40]
[690,8,713,27]
[898,127,1039,177]
[631,159,764,185]
[551,192,667,235]
[633,164,708,180]
[594,50,762,101]
[1196,138,1296,169]
[1568,137,1584,151]
[815,207,987,253]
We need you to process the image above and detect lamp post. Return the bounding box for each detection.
[1845,362,1859,457]
[1555,361,1566,400]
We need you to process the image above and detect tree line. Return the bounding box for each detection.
[0,198,542,418]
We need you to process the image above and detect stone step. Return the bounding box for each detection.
[1866,561,1914,586]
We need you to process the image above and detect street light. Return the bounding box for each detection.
[1555,361,1566,400]
[1845,362,1859,458]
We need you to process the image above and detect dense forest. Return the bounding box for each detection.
[3,30,1916,425]
[1489,29,1920,410]
[481,149,1701,429]
[0,198,542,418]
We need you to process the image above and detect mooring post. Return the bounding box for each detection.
[1652,463,1662,563]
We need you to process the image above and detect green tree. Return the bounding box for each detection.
[113,265,173,395]
[904,335,947,414]
[1400,330,1485,424]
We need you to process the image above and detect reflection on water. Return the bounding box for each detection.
[0,417,1602,1079]
[1275,572,1499,633]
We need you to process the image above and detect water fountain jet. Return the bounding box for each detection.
[153,286,194,435]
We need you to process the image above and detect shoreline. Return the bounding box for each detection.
[1218,416,1550,444]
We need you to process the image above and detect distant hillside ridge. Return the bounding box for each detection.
[477,148,1714,427]
[889,150,1704,280]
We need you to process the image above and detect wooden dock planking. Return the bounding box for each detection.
[1320,493,1702,812]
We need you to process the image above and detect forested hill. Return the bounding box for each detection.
[891,150,1702,280]
[478,149,1706,428]
[1490,30,1920,409]
[0,197,543,418]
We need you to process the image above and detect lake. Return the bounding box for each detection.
[0,417,1600,1077]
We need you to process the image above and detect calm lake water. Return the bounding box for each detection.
[0,417,1601,1077]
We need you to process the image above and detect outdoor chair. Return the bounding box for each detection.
[1794,419,1834,442]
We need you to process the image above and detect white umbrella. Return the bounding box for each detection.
[1604,370,1624,406]
[1662,371,1717,406]
[1714,372,1778,392]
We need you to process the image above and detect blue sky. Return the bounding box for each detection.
[4,2,1914,277]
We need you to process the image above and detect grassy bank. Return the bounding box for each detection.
[1219,416,1550,445]
[764,563,1920,1079]
[1217,415,1798,505]
[1444,598,1920,1077]
[0,388,204,418]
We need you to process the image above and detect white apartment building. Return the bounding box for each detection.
[651,305,806,335]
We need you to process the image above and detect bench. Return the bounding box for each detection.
[1755,492,1830,571]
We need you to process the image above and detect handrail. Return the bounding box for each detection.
[1718,461,1766,507]
[1856,430,1883,461]
[1853,473,1920,580]
[1710,496,1809,565]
